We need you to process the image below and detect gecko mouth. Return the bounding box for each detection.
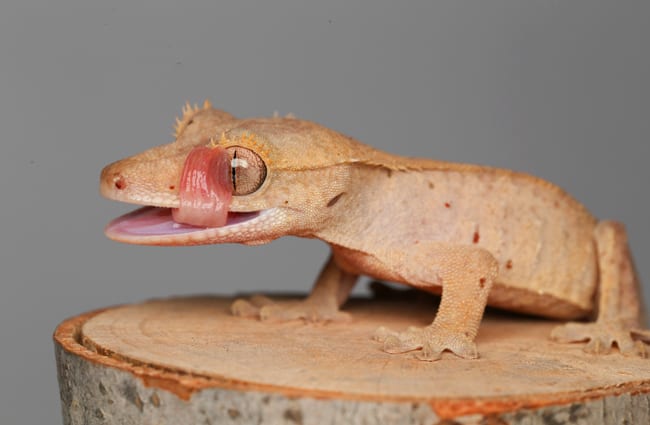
[105,144,253,243]
[105,206,261,240]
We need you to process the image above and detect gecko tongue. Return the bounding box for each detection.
[171,145,233,228]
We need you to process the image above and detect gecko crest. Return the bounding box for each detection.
[174,99,213,138]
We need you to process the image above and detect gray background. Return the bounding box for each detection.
[1,1,649,423]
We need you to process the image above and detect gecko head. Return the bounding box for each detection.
[100,102,358,246]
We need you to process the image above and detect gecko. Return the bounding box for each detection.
[100,101,650,361]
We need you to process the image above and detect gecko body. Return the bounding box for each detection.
[101,102,649,360]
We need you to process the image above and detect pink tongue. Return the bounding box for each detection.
[172,146,233,227]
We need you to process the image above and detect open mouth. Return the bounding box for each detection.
[105,206,261,240]
[103,144,271,244]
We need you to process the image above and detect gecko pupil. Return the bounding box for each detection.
[225,145,267,196]
[231,149,237,191]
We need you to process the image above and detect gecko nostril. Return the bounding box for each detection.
[114,176,126,190]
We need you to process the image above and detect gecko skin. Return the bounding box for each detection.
[100,101,650,360]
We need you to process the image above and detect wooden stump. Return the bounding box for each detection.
[54,293,650,425]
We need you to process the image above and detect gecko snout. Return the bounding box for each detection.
[99,160,131,201]
[101,161,124,187]
[100,154,184,207]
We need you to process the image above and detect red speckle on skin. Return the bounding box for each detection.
[444,202,451,208]
[506,260,513,269]
[479,278,486,288]
[169,185,175,190]
[473,232,480,244]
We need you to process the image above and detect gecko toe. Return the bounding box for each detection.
[420,331,478,360]
[632,328,650,343]
[446,337,478,359]
[617,338,647,358]
[255,299,348,323]
[382,334,423,354]
[230,299,260,317]
[378,325,425,353]
[232,295,347,323]
[377,324,478,360]
[583,337,613,355]
[550,322,588,343]
[372,326,396,343]
[231,294,275,318]
[415,344,443,361]
[552,321,649,357]
[259,303,301,322]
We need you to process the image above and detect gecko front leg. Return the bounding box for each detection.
[231,255,358,322]
[373,243,498,361]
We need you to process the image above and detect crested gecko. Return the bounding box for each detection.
[100,101,650,361]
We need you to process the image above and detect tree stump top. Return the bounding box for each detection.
[55,294,650,419]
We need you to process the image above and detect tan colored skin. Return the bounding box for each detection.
[101,102,650,360]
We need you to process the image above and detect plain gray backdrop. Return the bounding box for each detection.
[1,1,649,423]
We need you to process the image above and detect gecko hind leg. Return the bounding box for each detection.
[551,221,649,357]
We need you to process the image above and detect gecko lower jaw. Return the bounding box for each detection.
[104,206,264,244]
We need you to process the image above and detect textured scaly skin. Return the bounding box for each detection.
[100,102,649,360]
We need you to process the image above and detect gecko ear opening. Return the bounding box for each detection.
[226,146,267,195]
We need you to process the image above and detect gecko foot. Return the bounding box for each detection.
[551,321,649,357]
[231,296,351,323]
[231,294,275,317]
[373,324,478,361]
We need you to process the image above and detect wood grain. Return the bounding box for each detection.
[54,293,650,424]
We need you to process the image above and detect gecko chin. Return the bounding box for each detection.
[104,206,263,245]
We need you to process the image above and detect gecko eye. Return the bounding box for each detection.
[225,146,267,195]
